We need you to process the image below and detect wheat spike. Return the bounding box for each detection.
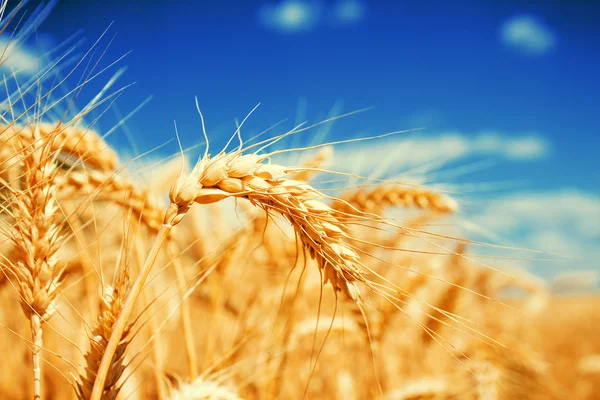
[334,183,458,215]
[56,168,164,232]
[166,149,367,300]
[290,146,333,181]
[76,274,133,400]
[3,122,68,399]
[3,121,117,172]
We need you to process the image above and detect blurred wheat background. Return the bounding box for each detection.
[1,1,599,399]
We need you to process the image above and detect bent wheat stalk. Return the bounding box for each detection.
[59,166,199,380]
[89,163,195,399]
[90,143,370,399]
[89,220,173,400]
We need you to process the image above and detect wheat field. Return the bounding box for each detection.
[0,1,599,399]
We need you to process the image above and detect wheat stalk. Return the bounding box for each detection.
[168,239,199,379]
[61,167,200,380]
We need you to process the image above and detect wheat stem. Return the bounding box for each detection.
[30,314,43,400]
[134,238,168,399]
[169,240,198,378]
[90,156,202,399]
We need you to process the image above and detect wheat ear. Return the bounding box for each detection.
[5,123,66,399]
[180,150,367,299]
[56,168,164,232]
[3,121,117,172]
[76,271,132,400]
[290,146,333,181]
[334,183,458,215]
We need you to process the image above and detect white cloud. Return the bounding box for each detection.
[272,126,598,282]
[332,0,366,25]
[550,271,598,294]
[0,37,38,74]
[472,190,600,239]
[258,0,367,33]
[258,1,322,33]
[472,133,550,160]
[467,189,600,278]
[500,14,556,56]
[321,132,550,177]
[503,136,549,160]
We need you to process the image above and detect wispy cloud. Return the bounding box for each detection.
[500,14,556,56]
[472,133,550,160]
[257,0,367,33]
[0,37,38,74]
[258,1,322,33]
[468,189,600,277]
[323,131,551,177]
[275,127,598,281]
[332,0,367,25]
[472,190,600,240]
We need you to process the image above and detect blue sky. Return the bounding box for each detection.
[3,0,600,282]
[26,0,597,188]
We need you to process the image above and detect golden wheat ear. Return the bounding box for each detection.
[56,168,164,232]
[5,122,69,399]
[75,204,136,400]
[76,279,133,400]
[332,183,458,216]
[12,122,118,172]
[290,145,333,181]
